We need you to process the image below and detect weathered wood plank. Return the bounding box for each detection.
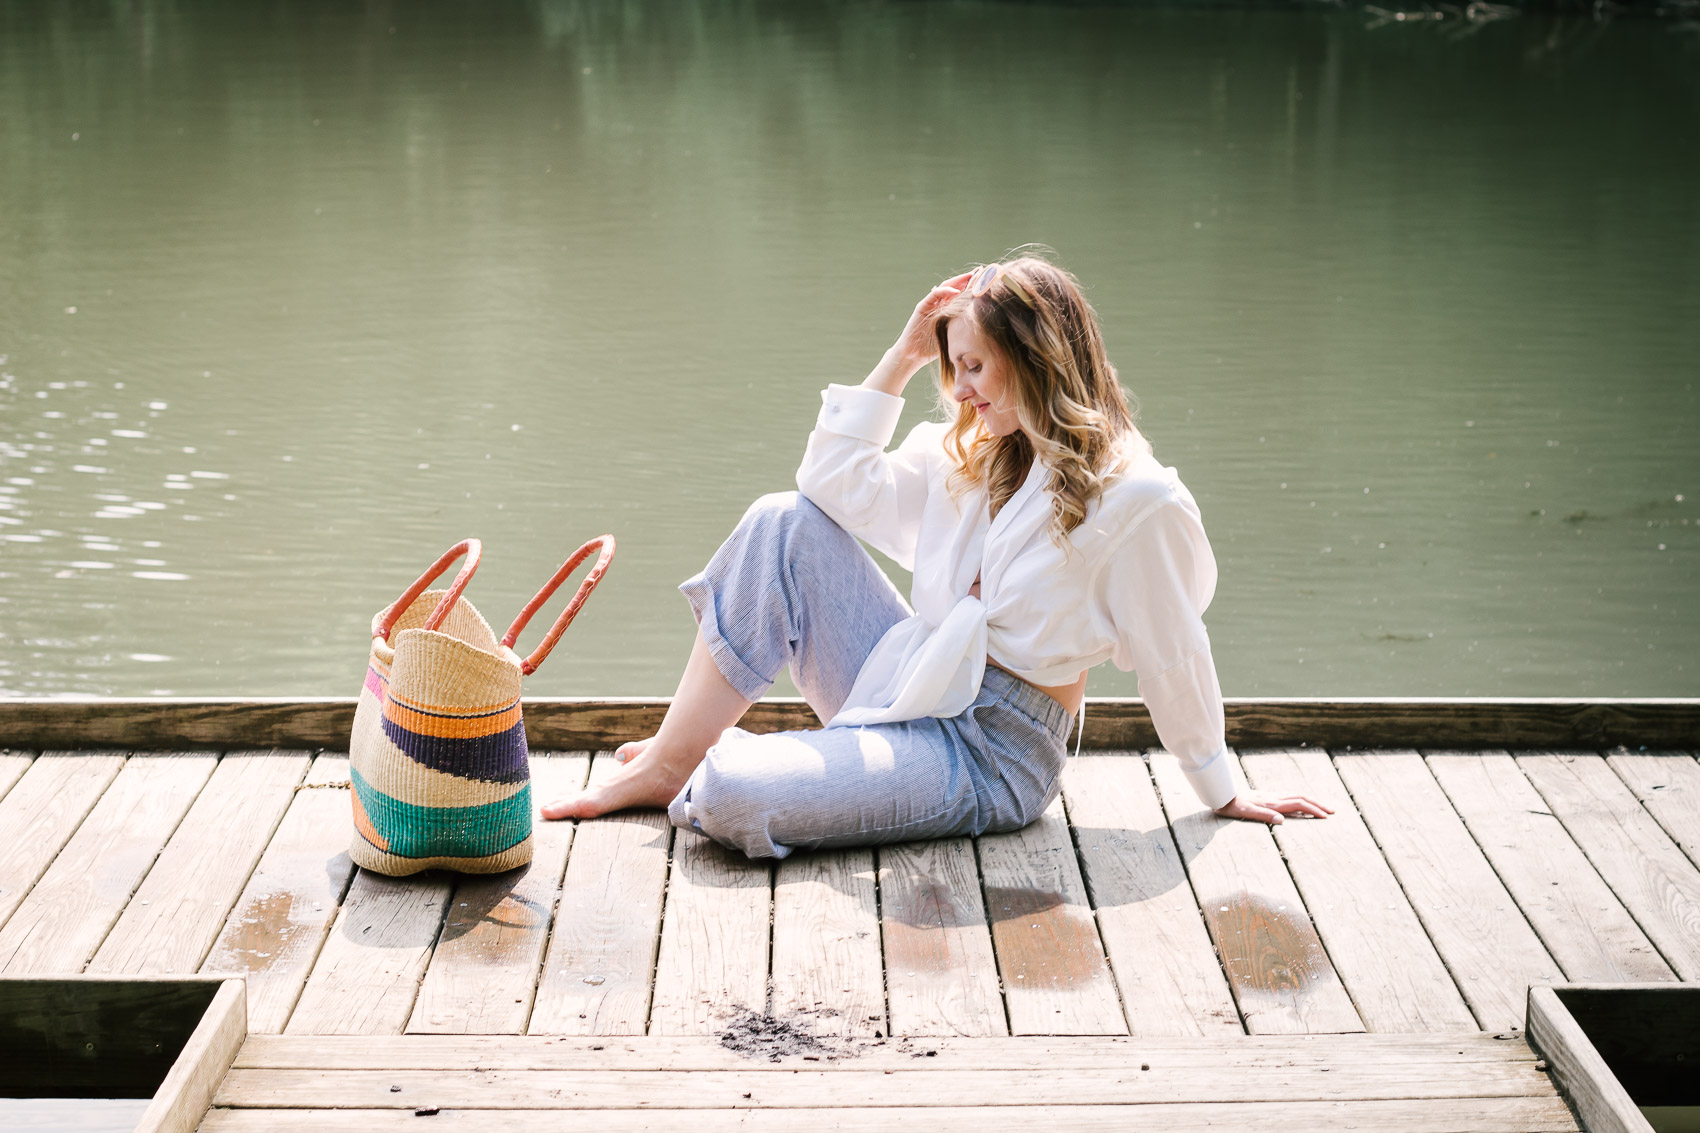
[286,869,453,1035]
[0,750,31,802]
[771,849,884,1038]
[1334,751,1563,1032]
[212,1056,1560,1109]
[1239,749,1476,1033]
[1526,986,1646,1133]
[0,753,216,974]
[408,754,590,1035]
[133,979,246,1133]
[1530,984,1700,1108]
[0,751,125,933]
[200,755,357,1034]
[232,1030,1548,1072]
[978,798,1126,1036]
[3,695,1693,752]
[1426,751,1676,983]
[1149,750,1363,1035]
[1606,749,1700,871]
[647,832,772,1035]
[1061,755,1240,1037]
[1517,751,1700,980]
[91,752,310,975]
[879,838,1006,1038]
[527,752,671,1036]
[197,1096,1580,1132]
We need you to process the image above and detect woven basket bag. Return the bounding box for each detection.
[350,535,615,875]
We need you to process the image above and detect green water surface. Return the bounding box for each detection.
[1,1,1695,699]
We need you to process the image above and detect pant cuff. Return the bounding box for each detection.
[678,571,774,703]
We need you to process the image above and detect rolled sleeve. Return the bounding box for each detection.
[1140,645,1239,810]
[1103,499,1235,810]
[1185,746,1240,812]
[796,388,938,570]
[817,383,905,445]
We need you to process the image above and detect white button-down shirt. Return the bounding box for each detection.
[796,383,1239,810]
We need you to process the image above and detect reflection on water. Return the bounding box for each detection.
[0,1,1695,698]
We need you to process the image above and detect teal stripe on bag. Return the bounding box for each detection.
[351,765,532,860]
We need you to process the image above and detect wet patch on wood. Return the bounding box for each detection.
[984,887,1106,989]
[214,890,300,975]
[1203,891,1332,1000]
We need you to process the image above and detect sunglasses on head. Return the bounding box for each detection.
[966,263,1035,307]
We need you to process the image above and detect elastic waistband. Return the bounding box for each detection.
[979,665,1076,743]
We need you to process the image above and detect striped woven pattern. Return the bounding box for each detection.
[349,587,534,875]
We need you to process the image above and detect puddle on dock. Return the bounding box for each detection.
[209,889,299,974]
[984,887,1107,988]
[1204,891,1332,996]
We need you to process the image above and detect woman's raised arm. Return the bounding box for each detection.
[793,274,971,570]
[861,272,973,396]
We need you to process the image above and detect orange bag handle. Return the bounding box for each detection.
[502,535,616,676]
[375,538,483,642]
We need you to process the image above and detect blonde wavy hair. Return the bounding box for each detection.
[932,255,1148,546]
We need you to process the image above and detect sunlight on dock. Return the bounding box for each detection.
[0,704,1694,1129]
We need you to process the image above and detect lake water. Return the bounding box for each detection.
[1,2,1695,701]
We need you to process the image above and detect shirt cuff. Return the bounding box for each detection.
[1184,746,1240,811]
[817,383,904,445]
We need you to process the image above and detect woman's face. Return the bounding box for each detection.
[947,317,1024,438]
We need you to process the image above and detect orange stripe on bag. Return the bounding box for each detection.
[381,696,524,739]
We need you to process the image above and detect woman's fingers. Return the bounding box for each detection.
[924,273,971,302]
[1277,794,1334,816]
[1269,794,1334,820]
[1218,791,1334,825]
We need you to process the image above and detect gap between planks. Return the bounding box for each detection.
[408,754,592,1035]
[1425,750,1676,984]
[0,752,217,974]
[1240,749,1477,1033]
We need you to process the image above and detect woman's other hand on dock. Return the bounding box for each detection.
[1214,791,1333,825]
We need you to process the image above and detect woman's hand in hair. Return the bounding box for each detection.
[1213,791,1334,825]
[864,272,973,396]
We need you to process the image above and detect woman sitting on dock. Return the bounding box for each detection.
[543,256,1329,857]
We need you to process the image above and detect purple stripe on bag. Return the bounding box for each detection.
[380,715,530,784]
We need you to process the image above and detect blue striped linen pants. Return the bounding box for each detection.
[669,491,1074,860]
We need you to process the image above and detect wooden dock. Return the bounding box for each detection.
[0,698,1695,1130]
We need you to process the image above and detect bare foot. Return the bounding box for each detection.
[539,737,692,820]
